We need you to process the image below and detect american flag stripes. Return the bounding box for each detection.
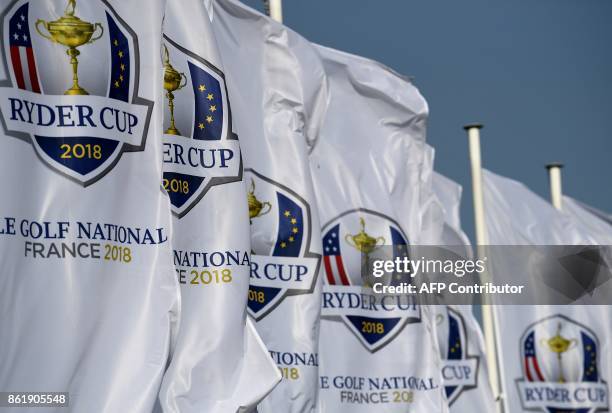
[323,224,351,286]
[8,3,40,93]
[523,331,545,382]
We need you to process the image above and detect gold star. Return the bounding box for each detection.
[209,105,217,112]
[206,115,213,124]
[118,51,124,58]
[120,63,126,72]
[292,227,299,234]
[113,39,119,47]
[284,210,291,217]
[119,75,124,82]
[450,348,455,353]
[199,84,206,92]
[114,80,120,88]
[289,236,295,242]
[280,242,287,248]
[198,123,205,130]
[207,93,214,101]
[290,218,297,224]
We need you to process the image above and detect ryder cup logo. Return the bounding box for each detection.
[246,170,320,319]
[435,307,479,405]
[320,209,421,352]
[517,314,609,412]
[161,36,240,218]
[0,0,153,185]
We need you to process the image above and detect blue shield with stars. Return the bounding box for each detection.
[435,307,479,406]
[0,0,153,186]
[246,170,321,320]
[161,36,240,218]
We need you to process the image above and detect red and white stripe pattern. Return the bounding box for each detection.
[323,224,351,286]
[9,3,41,93]
[524,331,545,381]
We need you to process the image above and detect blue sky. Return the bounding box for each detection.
[242,0,612,240]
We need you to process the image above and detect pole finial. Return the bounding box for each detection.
[546,162,564,170]
[463,123,484,131]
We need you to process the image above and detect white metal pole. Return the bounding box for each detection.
[465,124,489,247]
[268,0,283,23]
[463,124,503,412]
[546,163,564,210]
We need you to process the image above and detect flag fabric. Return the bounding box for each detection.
[310,45,449,413]
[567,197,612,227]
[212,1,326,411]
[417,147,446,246]
[483,170,586,244]
[0,1,178,411]
[483,169,612,413]
[430,172,497,412]
[432,172,471,247]
[563,196,612,244]
[155,1,280,412]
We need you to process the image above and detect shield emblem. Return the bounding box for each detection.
[321,209,420,352]
[246,169,321,320]
[0,0,153,186]
[160,36,240,218]
[435,307,479,405]
[517,314,609,412]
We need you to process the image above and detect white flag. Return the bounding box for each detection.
[156,1,279,411]
[563,196,612,244]
[483,169,612,413]
[565,197,612,227]
[432,172,471,247]
[418,147,445,245]
[211,0,327,411]
[311,45,448,413]
[0,0,179,411]
[431,173,497,412]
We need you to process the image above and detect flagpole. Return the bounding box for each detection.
[463,123,503,413]
[546,162,564,210]
[263,0,283,23]
[465,124,488,247]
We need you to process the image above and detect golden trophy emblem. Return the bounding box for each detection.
[345,218,385,287]
[345,217,385,255]
[162,45,187,135]
[248,179,272,222]
[541,323,577,383]
[35,0,104,95]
